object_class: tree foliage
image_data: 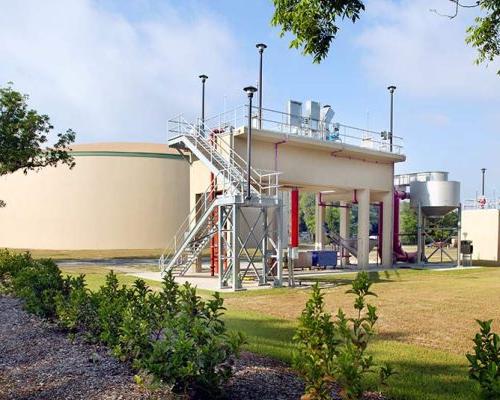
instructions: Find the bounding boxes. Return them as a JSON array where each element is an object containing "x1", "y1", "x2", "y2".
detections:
[
  {"x1": 400, "y1": 202, "x2": 417, "y2": 245},
  {"x1": 271, "y1": 0, "x2": 500, "y2": 75},
  {"x1": 293, "y1": 273, "x2": 395, "y2": 399},
  {"x1": 466, "y1": 0, "x2": 500, "y2": 75},
  {"x1": 271, "y1": 0, "x2": 365, "y2": 63},
  {"x1": 0, "y1": 84, "x2": 75, "y2": 177}
]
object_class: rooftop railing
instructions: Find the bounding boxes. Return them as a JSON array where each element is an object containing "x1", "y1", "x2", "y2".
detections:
[{"x1": 200, "y1": 105, "x2": 404, "y2": 155}]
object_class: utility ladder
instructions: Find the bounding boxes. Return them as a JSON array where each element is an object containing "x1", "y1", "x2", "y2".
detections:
[{"x1": 159, "y1": 117, "x2": 279, "y2": 276}]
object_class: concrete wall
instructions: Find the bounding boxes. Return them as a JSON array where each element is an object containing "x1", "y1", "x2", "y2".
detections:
[
  {"x1": 232, "y1": 129, "x2": 399, "y2": 192},
  {"x1": 462, "y1": 209, "x2": 500, "y2": 262},
  {"x1": 0, "y1": 143, "x2": 190, "y2": 250}
]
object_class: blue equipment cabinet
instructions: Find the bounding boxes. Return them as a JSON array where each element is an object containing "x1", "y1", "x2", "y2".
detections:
[{"x1": 311, "y1": 251, "x2": 337, "y2": 269}]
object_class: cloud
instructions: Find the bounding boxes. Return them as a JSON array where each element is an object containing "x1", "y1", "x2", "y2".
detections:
[
  {"x1": 356, "y1": 0, "x2": 500, "y2": 99},
  {"x1": 0, "y1": 0, "x2": 249, "y2": 142}
]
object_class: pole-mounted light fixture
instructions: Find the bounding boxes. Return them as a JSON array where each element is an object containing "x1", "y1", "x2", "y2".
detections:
[
  {"x1": 256, "y1": 43, "x2": 267, "y2": 130},
  {"x1": 199, "y1": 74, "x2": 208, "y2": 133},
  {"x1": 481, "y1": 168, "x2": 487, "y2": 197},
  {"x1": 387, "y1": 85, "x2": 396, "y2": 152},
  {"x1": 243, "y1": 85, "x2": 258, "y2": 200}
]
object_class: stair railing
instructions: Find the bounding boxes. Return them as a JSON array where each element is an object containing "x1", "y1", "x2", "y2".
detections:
[
  {"x1": 168, "y1": 116, "x2": 280, "y2": 198},
  {"x1": 159, "y1": 171, "x2": 236, "y2": 272}
]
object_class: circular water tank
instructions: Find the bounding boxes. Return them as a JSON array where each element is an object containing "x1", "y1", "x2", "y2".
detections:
[{"x1": 410, "y1": 181, "x2": 460, "y2": 217}]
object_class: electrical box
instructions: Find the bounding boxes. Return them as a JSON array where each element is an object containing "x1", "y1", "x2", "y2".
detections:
[{"x1": 461, "y1": 240, "x2": 473, "y2": 255}]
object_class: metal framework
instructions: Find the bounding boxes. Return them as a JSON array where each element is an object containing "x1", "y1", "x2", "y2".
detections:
[
  {"x1": 159, "y1": 114, "x2": 283, "y2": 290},
  {"x1": 416, "y1": 202, "x2": 462, "y2": 266},
  {"x1": 217, "y1": 201, "x2": 282, "y2": 290}
]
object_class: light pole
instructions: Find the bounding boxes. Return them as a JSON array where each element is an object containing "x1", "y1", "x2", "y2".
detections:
[
  {"x1": 256, "y1": 43, "x2": 267, "y2": 129},
  {"x1": 199, "y1": 74, "x2": 208, "y2": 133},
  {"x1": 387, "y1": 85, "x2": 396, "y2": 152},
  {"x1": 481, "y1": 168, "x2": 486, "y2": 197},
  {"x1": 243, "y1": 86, "x2": 258, "y2": 200}
]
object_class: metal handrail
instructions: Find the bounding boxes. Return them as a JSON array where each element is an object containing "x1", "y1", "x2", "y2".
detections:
[
  {"x1": 200, "y1": 104, "x2": 404, "y2": 155},
  {"x1": 168, "y1": 116, "x2": 281, "y2": 197},
  {"x1": 159, "y1": 170, "x2": 244, "y2": 269}
]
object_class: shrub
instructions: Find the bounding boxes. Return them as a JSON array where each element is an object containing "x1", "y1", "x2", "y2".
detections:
[
  {"x1": 0, "y1": 249, "x2": 33, "y2": 292},
  {"x1": 143, "y1": 280, "x2": 245, "y2": 398},
  {"x1": 466, "y1": 319, "x2": 500, "y2": 399},
  {"x1": 293, "y1": 283, "x2": 339, "y2": 400},
  {"x1": 95, "y1": 270, "x2": 130, "y2": 347},
  {"x1": 1, "y1": 252, "x2": 244, "y2": 397},
  {"x1": 114, "y1": 278, "x2": 160, "y2": 363},
  {"x1": 55, "y1": 274, "x2": 100, "y2": 336},
  {"x1": 12, "y1": 258, "x2": 63, "y2": 318},
  {"x1": 293, "y1": 272, "x2": 394, "y2": 400}
]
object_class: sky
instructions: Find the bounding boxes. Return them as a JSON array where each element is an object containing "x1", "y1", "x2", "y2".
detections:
[{"x1": 0, "y1": 0, "x2": 499, "y2": 200}]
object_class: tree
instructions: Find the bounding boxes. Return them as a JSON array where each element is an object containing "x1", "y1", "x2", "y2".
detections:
[
  {"x1": 466, "y1": 0, "x2": 500, "y2": 75},
  {"x1": 271, "y1": 0, "x2": 500, "y2": 74},
  {"x1": 271, "y1": 0, "x2": 365, "y2": 63},
  {"x1": 400, "y1": 202, "x2": 417, "y2": 245},
  {"x1": 0, "y1": 84, "x2": 75, "y2": 205}
]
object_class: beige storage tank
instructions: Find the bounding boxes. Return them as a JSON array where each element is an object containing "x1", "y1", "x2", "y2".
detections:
[{"x1": 0, "y1": 143, "x2": 189, "y2": 251}]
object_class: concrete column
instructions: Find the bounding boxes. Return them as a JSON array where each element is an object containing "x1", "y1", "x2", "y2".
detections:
[
  {"x1": 382, "y1": 191, "x2": 394, "y2": 268},
  {"x1": 314, "y1": 193, "x2": 326, "y2": 249},
  {"x1": 357, "y1": 189, "x2": 370, "y2": 268},
  {"x1": 339, "y1": 201, "x2": 350, "y2": 239},
  {"x1": 339, "y1": 201, "x2": 351, "y2": 266}
]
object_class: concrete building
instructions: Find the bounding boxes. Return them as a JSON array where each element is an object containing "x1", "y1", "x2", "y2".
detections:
[
  {"x1": 0, "y1": 143, "x2": 189, "y2": 250},
  {"x1": 462, "y1": 209, "x2": 500, "y2": 262},
  {"x1": 168, "y1": 102, "x2": 406, "y2": 289}
]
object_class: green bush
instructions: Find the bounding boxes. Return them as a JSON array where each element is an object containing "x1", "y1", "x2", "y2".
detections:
[
  {"x1": 293, "y1": 272, "x2": 394, "y2": 400},
  {"x1": 142, "y1": 278, "x2": 245, "y2": 398},
  {"x1": 114, "y1": 278, "x2": 161, "y2": 364},
  {"x1": 293, "y1": 283, "x2": 339, "y2": 400},
  {"x1": 12, "y1": 258, "x2": 63, "y2": 318},
  {"x1": 95, "y1": 270, "x2": 130, "y2": 347},
  {"x1": 0, "y1": 249, "x2": 33, "y2": 292},
  {"x1": 466, "y1": 319, "x2": 500, "y2": 399},
  {"x1": 55, "y1": 274, "x2": 100, "y2": 336}
]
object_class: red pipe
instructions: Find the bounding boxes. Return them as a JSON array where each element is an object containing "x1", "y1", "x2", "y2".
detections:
[
  {"x1": 378, "y1": 201, "x2": 383, "y2": 261},
  {"x1": 290, "y1": 188, "x2": 299, "y2": 247},
  {"x1": 393, "y1": 190, "x2": 417, "y2": 263}
]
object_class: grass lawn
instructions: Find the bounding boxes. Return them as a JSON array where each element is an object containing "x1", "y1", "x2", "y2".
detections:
[{"x1": 58, "y1": 265, "x2": 500, "y2": 400}]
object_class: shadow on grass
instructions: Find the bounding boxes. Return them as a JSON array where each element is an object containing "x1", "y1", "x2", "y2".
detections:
[
  {"x1": 298, "y1": 270, "x2": 401, "y2": 288},
  {"x1": 372, "y1": 358, "x2": 479, "y2": 400},
  {"x1": 224, "y1": 312, "x2": 479, "y2": 400}
]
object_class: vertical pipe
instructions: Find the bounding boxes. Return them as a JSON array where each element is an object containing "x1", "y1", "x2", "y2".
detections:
[
  {"x1": 256, "y1": 43, "x2": 267, "y2": 130},
  {"x1": 481, "y1": 168, "x2": 486, "y2": 196},
  {"x1": 246, "y1": 95, "x2": 253, "y2": 199},
  {"x1": 387, "y1": 86, "x2": 396, "y2": 152},
  {"x1": 457, "y1": 203, "x2": 462, "y2": 267},
  {"x1": 378, "y1": 201, "x2": 383, "y2": 260},
  {"x1": 417, "y1": 202, "x2": 423, "y2": 265},
  {"x1": 261, "y1": 207, "x2": 268, "y2": 285},
  {"x1": 290, "y1": 188, "x2": 299, "y2": 248},
  {"x1": 218, "y1": 205, "x2": 224, "y2": 289},
  {"x1": 199, "y1": 75, "x2": 208, "y2": 133}
]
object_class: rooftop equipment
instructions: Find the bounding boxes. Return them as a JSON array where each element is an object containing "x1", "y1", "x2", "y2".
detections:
[
  {"x1": 287, "y1": 100, "x2": 302, "y2": 130},
  {"x1": 320, "y1": 105, "x2": 334, "y2": 126},
  {"x1": 305, "y1": 100, "x2": 321, "y2": 131}
]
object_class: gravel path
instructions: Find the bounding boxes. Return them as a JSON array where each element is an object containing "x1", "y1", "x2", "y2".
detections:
[{"x1": 0, "y1": 296, "x2": 385, "y2": 400}]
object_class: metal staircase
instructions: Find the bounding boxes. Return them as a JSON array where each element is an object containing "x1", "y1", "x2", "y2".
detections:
[{"x1": 159, "y1": 117, "x2": 280, "y2": 277}]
